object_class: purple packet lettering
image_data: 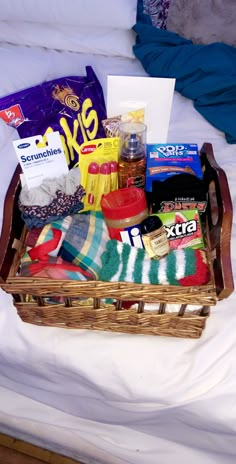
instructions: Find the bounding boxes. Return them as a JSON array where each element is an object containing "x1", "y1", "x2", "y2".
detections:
[{"x1": 0, "y1": 66, "x2": 107, "y2": 169}]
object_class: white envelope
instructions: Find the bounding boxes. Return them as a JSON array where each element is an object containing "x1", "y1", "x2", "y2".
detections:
[{"x1": 107, "y1": 75, "x2": 175, "y2": 144}]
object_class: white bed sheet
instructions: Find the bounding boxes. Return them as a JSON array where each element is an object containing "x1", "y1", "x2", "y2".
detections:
[{"x1": 0, "y1": 43, "x2": 236, "y2": 464}]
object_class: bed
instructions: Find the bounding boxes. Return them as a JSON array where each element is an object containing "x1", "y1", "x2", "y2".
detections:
[{"x1": 0, "y1": 1, "x2": 236, "y2": 463}]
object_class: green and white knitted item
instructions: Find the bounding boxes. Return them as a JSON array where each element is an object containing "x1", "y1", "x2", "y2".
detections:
[{"x1": 99, "y1": 240, "x2": 209, "y2": 287}]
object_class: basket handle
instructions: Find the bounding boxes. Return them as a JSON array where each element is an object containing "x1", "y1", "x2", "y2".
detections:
[
  {"x1": 0, "y1": 164, "x2": 23, "y2": 282},
  {"x1": 200, "y1": 143, "x2": 234, "y2": 300}
]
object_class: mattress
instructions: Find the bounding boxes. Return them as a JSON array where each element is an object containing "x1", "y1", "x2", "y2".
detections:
[{"x1": 0, "y1": 25, "x2": 236, "y2": 464}]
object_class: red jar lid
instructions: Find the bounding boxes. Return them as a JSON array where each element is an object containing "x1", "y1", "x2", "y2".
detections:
[{"x1": 101, "y1": 188, "x2": 147, "y2": 220}]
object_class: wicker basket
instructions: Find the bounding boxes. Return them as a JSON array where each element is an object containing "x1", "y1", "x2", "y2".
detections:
[{"x1": 0, "y1": 143, "x2": 234, "y2": 338}]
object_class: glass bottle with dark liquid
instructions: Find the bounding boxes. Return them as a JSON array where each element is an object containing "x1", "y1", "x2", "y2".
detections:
[
  {"x1": 140, "y1": 215, "x2": 170, "y2": 260},
  {"x1": 118, "y1": 122, "x2": 147, "y2": 190}
]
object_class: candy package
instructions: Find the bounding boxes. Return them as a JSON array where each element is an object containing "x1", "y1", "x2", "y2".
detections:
[
  {"x1": 102, "y1": 108, "x2": 144, "y2": 138},
  {"x1": 0, "y1": 66, "x2": 107, "y2": 169}
]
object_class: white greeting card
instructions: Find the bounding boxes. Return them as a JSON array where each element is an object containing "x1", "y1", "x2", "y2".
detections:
[
  {"x1": 12, "y1": 131, "x2": 68, "y2": 189},
  {"x1": 107, "y1": 75, "x2": 175, "y2": 144}
]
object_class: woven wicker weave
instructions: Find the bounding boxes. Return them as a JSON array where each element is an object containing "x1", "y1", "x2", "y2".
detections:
[{"x1": 0, "y1": 143, "x2": 234, "y2": 338}]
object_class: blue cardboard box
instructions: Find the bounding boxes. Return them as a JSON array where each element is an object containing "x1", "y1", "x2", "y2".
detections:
[{"x1": 145, "y1": 143, "x2": 203, "y2": 192}]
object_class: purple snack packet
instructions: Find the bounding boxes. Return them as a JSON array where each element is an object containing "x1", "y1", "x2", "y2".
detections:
[{"x1": 0, "y1": 66, "x2": 107, "y2": 169}]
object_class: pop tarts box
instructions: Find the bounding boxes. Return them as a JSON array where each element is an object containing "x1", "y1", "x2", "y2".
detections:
[{"x1": 145, "y1": 143, "x2": 203, "y2": 192}]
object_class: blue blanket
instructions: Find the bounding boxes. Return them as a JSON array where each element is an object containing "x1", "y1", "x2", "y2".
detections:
[{"x1": 133, "y1": 23, "x2": 236, "y2": 144}]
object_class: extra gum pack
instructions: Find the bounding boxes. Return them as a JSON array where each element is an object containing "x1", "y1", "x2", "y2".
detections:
[
  {"x1": 152, "y1": 210, "x2": 205, "y2": 250},
  {"x1": 145, "y1": 143, "x2": 203, "y2": 192}
]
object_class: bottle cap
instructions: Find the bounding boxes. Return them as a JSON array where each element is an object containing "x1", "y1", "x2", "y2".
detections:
[
  {"x1": 140, "y1": 215, "x2": 163, "y2": 234},
  {"x1": 110, "y1": 161, "x2": 118, "y2": 173},
  {"x1": 119, "y1": 121, "x2": 147, "y2": 161},
  {"x1": 126, "y1": 133, "x2": 139, "y2": 154},
  {"x1": 101, "y1": 187, "x2": 147, "y2": 220},
  {"x1": 88, "y1": 162, "x2": 99, "y2": 174},
  {"x1": 100, "y1": 162, "x2": 111, "y2": 175}
]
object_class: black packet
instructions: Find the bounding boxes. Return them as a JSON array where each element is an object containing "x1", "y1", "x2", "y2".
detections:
[{"x1": 148, "y1": 173, "x2": 208, "y2": 216}]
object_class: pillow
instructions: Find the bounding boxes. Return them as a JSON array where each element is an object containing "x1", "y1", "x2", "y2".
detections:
[
  {"x1": 0, "y1": 0, "x2": 138, "y2": 30},
  {"x1": 166, "y1": 0, "x2": 236, "y2": 47},
  {"x1": 0, "y1": 21, "x2": 136, "y2": 59}
]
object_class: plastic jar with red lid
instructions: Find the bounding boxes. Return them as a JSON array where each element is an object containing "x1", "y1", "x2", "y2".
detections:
[{"x1": 101, "y1": 187, "x2": 148, "y2": 245}]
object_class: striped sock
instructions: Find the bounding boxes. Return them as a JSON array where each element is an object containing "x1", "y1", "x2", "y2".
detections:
[{"x1": 99, "y1": 240, "x2": 209, "y2": 286}]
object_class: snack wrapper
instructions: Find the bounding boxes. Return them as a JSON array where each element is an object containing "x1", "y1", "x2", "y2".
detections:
[
  {"x1": 0, "y1": 66, "x2": 107, "y2": 169},
  {"x1": 102, "y1": 108, "x2": 144, "y2": 138}
]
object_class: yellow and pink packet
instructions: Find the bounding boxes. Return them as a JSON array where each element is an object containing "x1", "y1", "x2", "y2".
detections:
[{"x1": 77, "y1": 137, "x2": 120, "y2": 211}]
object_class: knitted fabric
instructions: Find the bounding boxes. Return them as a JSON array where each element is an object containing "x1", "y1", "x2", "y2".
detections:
[{"x1": 99, "y1": 240, "x2": 209, "y2": 286}]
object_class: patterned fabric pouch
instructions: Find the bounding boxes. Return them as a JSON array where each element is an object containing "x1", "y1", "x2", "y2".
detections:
[
  {"x1": 59, "y1": 211, "x2": 110, "y2": 280},
  {"x1": 20, "y1": 216, "x2": 94, "y2": 280}
]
